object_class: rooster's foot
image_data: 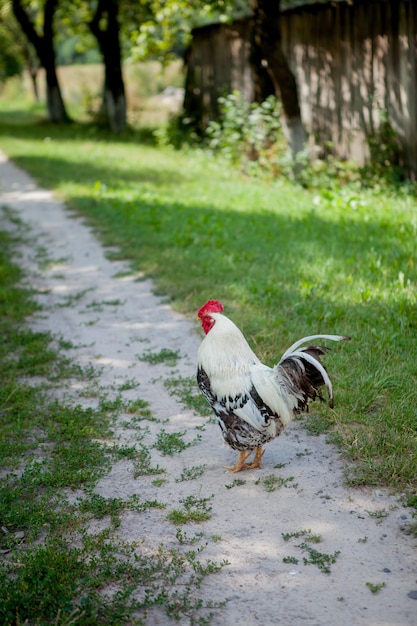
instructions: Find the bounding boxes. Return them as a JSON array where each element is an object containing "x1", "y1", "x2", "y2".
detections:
[
  {"x1": 224, "y1": 448, "x2": 264, "y2": 473},
  {"x1": 244, "y1": 446, "x2": 264, "y2": 470},
  {"x1": 224, "y1": 450, "x2": 251, "y2": 473}
]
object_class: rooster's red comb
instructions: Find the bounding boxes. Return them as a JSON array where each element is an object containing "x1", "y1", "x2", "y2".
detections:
[{"x1": 197, "y1": 300, "x2": 224, "y2": 318}]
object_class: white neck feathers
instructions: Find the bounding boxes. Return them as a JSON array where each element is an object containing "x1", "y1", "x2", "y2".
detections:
[{"x1": 197, "y1": 313, "x2": 259, "y2": 377}]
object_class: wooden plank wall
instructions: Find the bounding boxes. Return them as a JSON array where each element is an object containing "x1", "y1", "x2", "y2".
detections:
[
  {"x1": 184, "y1": 20, "x2": 254, "y2": 131},
  {"x1": 281, "y1": 0, "x2": 417, "y2": 177},
  {"x1": 186, "y1": 0, "x2": 417, "y2": 178}
]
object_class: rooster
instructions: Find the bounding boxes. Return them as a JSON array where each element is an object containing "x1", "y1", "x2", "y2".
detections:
[{"x1": 196, "y1": 299, "x2": 349, "y2": 472}]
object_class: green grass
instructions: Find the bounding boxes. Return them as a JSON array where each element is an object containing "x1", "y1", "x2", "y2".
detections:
[
  {"x1": 154, "y1": 428, "x2": 200, "y2": 455},
  {"x1": 131, "y1": 443, "x2": 166, "y2": 477},
  {"x1": 167, "y1": 495, "x2": 214, "y2": 525},
  {"x1": 0, "y1": 105, "x2": 416, "y2": 506},
  {"x1": 164, "y1": 375, "x2": 213, "y2": 416},
  {"x1": 176, "y1": 465, "x2": 207, "y2": 482},
  {"x1": 139, "y1": 347, "x2": 181, "y2": 366},
  {"x1": 0, "y1": 223, "x2": 227, "y2": 625}
]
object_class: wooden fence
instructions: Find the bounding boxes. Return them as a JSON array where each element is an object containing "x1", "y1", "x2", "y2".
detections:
[
  {"x1": 184, "y1": 19, "x2": 255, "y2": 131},
  {"x1": 185, "y1": 0, "x2": 417, "y2": 178}
]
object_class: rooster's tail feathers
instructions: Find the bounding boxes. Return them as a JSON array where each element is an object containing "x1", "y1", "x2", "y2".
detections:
[
  {"x1": 283, "y1": 348, "x2": 334, "y2": 407},
  {"x1": 280, "y1": 334, "x2": 350, "y2": 361},
  {"x1": 277, "y1": 335, "x2": 350, "y2": 410}
]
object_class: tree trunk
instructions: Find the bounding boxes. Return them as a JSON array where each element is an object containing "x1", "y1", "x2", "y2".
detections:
[
  {"x1": 12, "y1": 0, "x2": 70, "y2": 123},
  {"x1": 251, "y1": 0, "x2": 306, "y2": 157},
  {"x1": 29, "y1": 66, "x2": 40, "y2": 103},
  {"x1": 89, "y1": 0, "x2": 127, "y2": 133},
  {"x1": 249, "y1": 30, "x2": 275, "y2": 104}
]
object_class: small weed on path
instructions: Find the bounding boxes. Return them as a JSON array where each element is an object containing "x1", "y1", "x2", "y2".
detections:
[
  {"x1": 139, "y1": 347, "x2": 181, "y2": 366},
  {"x1": 132, "y1": 443, "x2": 166, "y2": 477},
  {"x1": 256, "y1": 474, "x2": 298, "y2": 492},
  {"x1": 155, "y1": 427, "x2": 202, "y2": 455},
  {"x1": 281, "y1": 529, "x2": 340, "y2": 575},
  {"x1": 155, "y1": 428, "x2": 199, "y2": 455},
  {"x1": 225, "y1": 478, "x2": 246, "y2": 490},
  {"x1": 366, "y1": 581, "x2": 386, "y2": 594},
  {"x1": 165, "y1": 375, "x2": 213, "y2": 416},
  {"x1": 176, "y1": 465, "x2": 206, "y2": 482},
  {"x1": 167, "y1": 495, "x2": 214, "y2": 525},
  {"x1": 300, "y1": 543, "x2": 341, "y2": 575}
]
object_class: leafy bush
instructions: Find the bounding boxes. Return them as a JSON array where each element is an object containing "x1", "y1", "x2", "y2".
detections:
[
  {"x1": 0, "y1": 30, "x2": 24, "y2": 82},
  {"x1": 361, "y1": 109, "x2": 404, "y2": 187},
  {"x1": 204, "y1": 92, "x2": 413, "y2": 193},
  {"x1": 294, "y1": 151, "x2": 362, "y2": 191},
  {"x1": 206, "y1": 91, "x2": 289, "y2": 176}
]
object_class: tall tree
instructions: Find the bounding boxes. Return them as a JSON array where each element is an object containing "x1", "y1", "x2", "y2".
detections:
[
  {"x1": 11, "y1": 0, "x2": 70, "y2": 122},
  {"x1": 89, "y1": 0, "x2": 126, "y2": 133},
  {"x1": 251, "y1": 0, "x2": 305, "y2": 156}
]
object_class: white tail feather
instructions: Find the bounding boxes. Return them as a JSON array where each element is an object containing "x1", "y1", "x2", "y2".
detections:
[
  {"x1": 285, "y1": 349, "x2": 334, "y2": 404},
  {"x1": 279, "y1": 334, "x2": 349, "y2": 362}
]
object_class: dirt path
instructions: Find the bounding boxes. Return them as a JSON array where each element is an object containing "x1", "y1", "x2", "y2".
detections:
[{"x1": 1, "y1": 151, "x2": 416, "y2": 625}]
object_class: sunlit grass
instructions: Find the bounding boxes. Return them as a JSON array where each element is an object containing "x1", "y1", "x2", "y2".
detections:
[{"x1": 0, "y1": 110, "x2": 416, "y2": 502}]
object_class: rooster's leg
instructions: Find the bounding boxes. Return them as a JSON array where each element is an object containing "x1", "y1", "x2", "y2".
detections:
[
  {"x1": 244, "y1": 446, "x2": 264, "y2": 470},
  {"x1": 224, "y1": 450, "x2": 251, "y2": 473}
]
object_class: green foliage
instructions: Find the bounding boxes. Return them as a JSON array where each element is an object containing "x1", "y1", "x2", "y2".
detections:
[
  {"x1": 366, "y1": 581, "x2": 386, "y2": 594},
  {"x1": 132, "y1": 443, "x2": 166, "y2": 477},
  {"x1": 293, "y1": 150, "x2": 363, "y2": 190},
  {"x1": 176, "y1": 465, "x2": 207, "y2": 482},
  {"x1": 165, "y1": 375, "x2": 213, "y2": 416},
  {"x1": 0, "y1": 29, "x2": 24, "y2": 80},
  {"x1": 56, "y1": 34, "x2": 101, "y2": 66},
  {"x1": 282, "y1": 555, "x2": 298, "y2": 564},
  {"x1": 362, "y1": 109, "x2": 404, "y2": 186},
  {"x1": 0, "y1": 533, "x2": 226, "y2": 624},
  {"x1": 0, "y1": 539, "x2": 87, "y2": 624},
  {"x1": 225, "y1": 478, "x2": 246, "y2": 489},
  {"x1": 155, "y1": 429, "x2": 189, "y2": 455},
  {"x1": 300, "y1": 543, "x2": 340, "y2": 574},
  {"x1": 205, "y1": 92, "x2": 411, "y2": 194},
  {"x1": 282, "y1": 529, "x2": 319, "y2": 543},
  {"x1": 281, "y1": 529, "x2": 338, "y2": 574},
  {"x1": 139, "y1": 347, "x2": 181, "y2": 366},
  {"x1": 167, "y1": 495, "x2": 213, "y2": 524},
  {"x1": 131, "y1": 0, "x2": 240, "y2": 63},
  {"x1": 255, "y1": 474, "x2": 297, "y2": 492},
  {"x1": 0, "y1": 6, "x2": 27, "y2": 82},
  {"x1": 207, "y1": 92, "x2": 288, "y2": 176},
  {"x1": 155, "y1": 428, "x2": 201, "y2": 455},
  {"x1": 366, "y1": 508, "x2": 389, "y2": 520}
]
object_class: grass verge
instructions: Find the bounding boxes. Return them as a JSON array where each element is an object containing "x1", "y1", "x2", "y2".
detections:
[{"x1": 0, "y1": 219, "x2": 226, "y2": 625}]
